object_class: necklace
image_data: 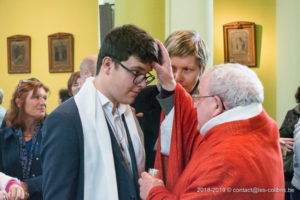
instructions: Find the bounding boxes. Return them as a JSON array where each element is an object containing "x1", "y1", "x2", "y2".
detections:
[{"x1": 24, "y1": 134, "x2": 34, "y2": 138}]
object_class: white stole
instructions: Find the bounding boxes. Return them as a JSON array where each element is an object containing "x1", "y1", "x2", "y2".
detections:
[{"x1": 74, "y1": 77, "x2": 145, "y2": 200}]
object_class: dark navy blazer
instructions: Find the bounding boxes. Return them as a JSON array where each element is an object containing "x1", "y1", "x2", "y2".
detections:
[
  {"x1": 41, "y1": 97, "x2": 140, "y2": 200},
  {"x1": 0, "y1": 127, "x2": 43, "y2": 200},
  {"x1": 41, "y1": 98, "x2": 84, "y2": 200}
]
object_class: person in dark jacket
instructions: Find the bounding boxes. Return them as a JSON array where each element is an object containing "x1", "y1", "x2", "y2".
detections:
[
  {"x1": 0, "y1": 79, "x2": 49, "y2": 200},
  {"x1": 41, "y1": 24, "x2": 161, "y2": 200},
  {"x1": 57, "y1": 88, "x2": 71, "y2": 105},
  {"x1": 280, "y1": 86, "x2": 300, "y2": 200},
  {"x1": 132, "y1": 30, "x2": 209, "y2": 170},
  {"x1": 67, "y1": 71, "x2": 81, "y2": 96}
]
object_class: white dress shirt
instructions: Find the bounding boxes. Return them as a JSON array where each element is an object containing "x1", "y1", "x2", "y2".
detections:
[{"x1": 96, "y1": 90, "x2": 132, "y2": 171}]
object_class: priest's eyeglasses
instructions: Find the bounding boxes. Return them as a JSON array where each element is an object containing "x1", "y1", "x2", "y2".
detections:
[
  {"x1": 115, "y1": 60, "x2": 155, "y2": 85},
  {"x1": 192, "y1": 95, "x2": 214, "y2": 103},
  {"x1": 192, "y1": 94, "x2": 226, "y2": 110}
]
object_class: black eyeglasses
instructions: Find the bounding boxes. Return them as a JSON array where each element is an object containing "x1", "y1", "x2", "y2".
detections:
[{"x1": 115, "y1": 60, "x2": 155, "y2": 85}]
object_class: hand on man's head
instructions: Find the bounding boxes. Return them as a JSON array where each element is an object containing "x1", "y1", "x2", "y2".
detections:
[{"x1": 152, "y1": 39, "x2": 176, "y2": 91}]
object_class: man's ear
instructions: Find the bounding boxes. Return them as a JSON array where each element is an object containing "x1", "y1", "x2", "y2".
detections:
[
  {"x1": 212, "y1": 95, "x2": 224, "y2": 117},
  {"x1": 101, "y1": 56, "x2": 113, "y2": 75},
  {"x1": 83, "y1": 69, "x2": 91, "y2": 78}
]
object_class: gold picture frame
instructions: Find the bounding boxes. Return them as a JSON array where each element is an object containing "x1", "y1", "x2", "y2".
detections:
[
  {"x1": 223, "y1": 21, "x2": 256, "y2": 67},
  {"x1": 7, "y1": 35, "x2": 31, "y2": 73},
  {"x1": 48, "y1": 32, "x2": 74, "y2": 73}
]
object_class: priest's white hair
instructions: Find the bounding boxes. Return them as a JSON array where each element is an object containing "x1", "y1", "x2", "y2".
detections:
[{"x1": 208, "y1": 63, "x2": 264, "y2": 109}]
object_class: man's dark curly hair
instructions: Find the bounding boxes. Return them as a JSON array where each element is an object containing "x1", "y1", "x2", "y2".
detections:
[{"x1": 96, "y1": 24, "x2": 160, "y2": 74}]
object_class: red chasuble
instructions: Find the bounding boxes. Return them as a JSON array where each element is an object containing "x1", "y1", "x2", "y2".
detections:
[
  {"x1": 149, "y1": 92, "x2": 285, "y2": 200},
  {"x1": 154, "y1": 83, "x2": 202, "y2": 192}
]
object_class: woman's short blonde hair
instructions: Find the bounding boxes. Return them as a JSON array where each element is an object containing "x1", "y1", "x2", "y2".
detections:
[{"x1": 164, "y1": 30, "x2": 209, "y2": 70}]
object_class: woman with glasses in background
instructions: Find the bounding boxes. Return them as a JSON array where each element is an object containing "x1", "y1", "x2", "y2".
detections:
[
  {"x1": 0, "y1": 79, "x2": 49, "y2": 200},
  {"x1": 67, "y1": 71, "x2": 81, "y2": 96}
]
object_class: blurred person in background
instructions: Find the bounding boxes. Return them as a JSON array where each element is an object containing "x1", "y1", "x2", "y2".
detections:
[
  {"x1": 280, "y1": 86, "x2": 300, "y2": 200},
  {"x1": 79, "y1": 54, "x2": 98, "y2": 86},
  {"x1": 0, "y1": 79, "x2": 49, "y2": 200},
  {"x1": 57, "y1": 88, "x2": 71, "y2": 105},
  {"x1": 67, "y1": 71, "x2": 81, "y2": 96},
  {"x1": 291, "y1": 118, "x2": 300, "y2": 200},
  {"x1": 0, "y1": 89, "x2": 6, "y2": 126}
]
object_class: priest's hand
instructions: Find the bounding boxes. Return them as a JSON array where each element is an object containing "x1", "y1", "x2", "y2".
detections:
[
  {"x1": 138, "y1": 172, "x2": 165, "y2": 200},
  {"x1": 152, "y1": 39, "x2": 176, "y2": 92}
]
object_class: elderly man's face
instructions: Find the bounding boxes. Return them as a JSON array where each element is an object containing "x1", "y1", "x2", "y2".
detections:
[{"x1": 194, "y1": 72, "x2": 217, "y2": 131}]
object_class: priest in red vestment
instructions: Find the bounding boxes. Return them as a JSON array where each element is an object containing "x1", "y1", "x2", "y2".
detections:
[
  {"x1": 140, "y1": 62, "x2": 285, "y2": 200},
  {"x1": 154, "y1": 82, "x2": 202, "y2": 192}
]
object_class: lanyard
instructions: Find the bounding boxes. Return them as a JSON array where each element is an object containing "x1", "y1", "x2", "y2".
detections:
[{"x1": 103, "y1": 111, "x2": 131, "y2": 170}]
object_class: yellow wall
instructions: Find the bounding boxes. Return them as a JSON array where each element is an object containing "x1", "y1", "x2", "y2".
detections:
[
  {"x1": 276, "y1": 0, "x2": 300, "y2": 125},
  {"x1": 0, "y1": 0, "x2": 99, "y2": 113},
  {"x1": 114, "y1": 0, "x2": 165, "y2": 82},
  {"x1": 0, "y1": 0, "x2": 278, "y2": 119},
  {"x1": 214, "y1": 0, "x2": 277, "y2": 119},
  {"x1": 114, "y1": 0, "x2": 165, "y2": 41}
]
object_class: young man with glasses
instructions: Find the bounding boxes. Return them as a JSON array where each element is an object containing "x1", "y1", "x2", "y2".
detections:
[{"x1": 42, "y1": 24, "x2": 160, "y2": 200}]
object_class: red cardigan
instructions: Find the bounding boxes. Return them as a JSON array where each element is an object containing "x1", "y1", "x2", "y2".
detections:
[{"x1": 150, "y1": 88, "x2": 284, "y2": 200}]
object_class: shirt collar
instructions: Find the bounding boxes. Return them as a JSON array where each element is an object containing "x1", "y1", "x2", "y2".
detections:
[
  {"x1": 3, "y1": 127, "x2": 14, "y2": 140},
  {"x1": 200, "y1": 103, "x2": 262, "y2": 136},
  {"x1": 96, "y1": 90, "x2": 126, "y2": 116}
]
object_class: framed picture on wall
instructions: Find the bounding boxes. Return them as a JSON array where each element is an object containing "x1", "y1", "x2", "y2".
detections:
[
  {"x1": 7, "y1": 35, "x2": 31, "y2": 73},
  {"x1": 223, "y1": 21, "x2": 256, "y2": 67},
  {"x1": 48, "y1": 32, "x2": 73, "y2": 73}
]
